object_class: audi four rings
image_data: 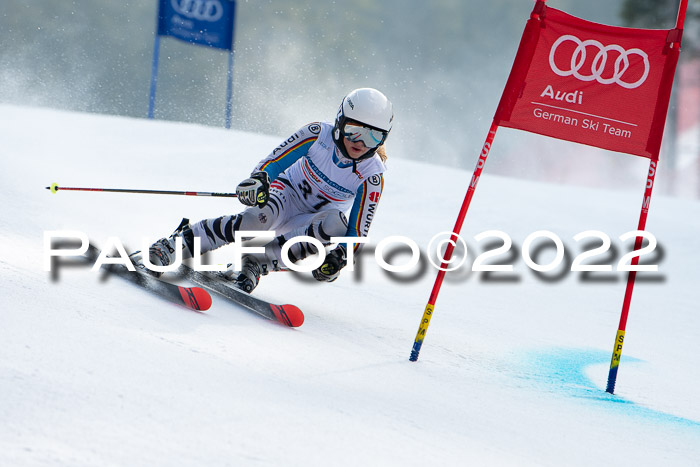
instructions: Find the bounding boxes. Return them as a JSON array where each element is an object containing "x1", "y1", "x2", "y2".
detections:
[
  {"x1": 549, "y1": 34, "x2": 651, "y2": 89},
  {"x1": 170, "y1": 0, "x2": 224, "y2": 22}
]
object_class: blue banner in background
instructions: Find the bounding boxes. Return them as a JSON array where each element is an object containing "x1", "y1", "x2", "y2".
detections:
[{"x1": 157, "y1": 0, "x2": 235, "y2": 51}]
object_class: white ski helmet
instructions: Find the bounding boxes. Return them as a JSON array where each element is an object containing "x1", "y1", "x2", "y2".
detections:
[{"x1": 333, "y1": 88, "x2": 393, "y2": 162}]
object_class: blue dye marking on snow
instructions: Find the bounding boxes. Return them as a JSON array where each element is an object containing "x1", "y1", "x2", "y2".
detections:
[{"x1": 517, "y1": 348, "x2": 700, "y2": 430}]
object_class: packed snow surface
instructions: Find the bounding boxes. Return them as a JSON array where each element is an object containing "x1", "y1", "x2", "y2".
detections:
[{"x1": 1, "y1": 105, "x2": 698, "y2": 466}]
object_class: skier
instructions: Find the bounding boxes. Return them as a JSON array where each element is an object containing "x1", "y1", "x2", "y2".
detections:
[{"x1": 148, "y1": 88, "x2": 394, "y2": 292}]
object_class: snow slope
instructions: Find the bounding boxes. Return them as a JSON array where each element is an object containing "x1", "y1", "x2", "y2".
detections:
[{"x1": 1, "y1": 104, "x2": 699, "y2": 466}]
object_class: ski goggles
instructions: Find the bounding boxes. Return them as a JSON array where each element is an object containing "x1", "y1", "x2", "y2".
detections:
[{"x1": 342, "y1": 122, "x2": 387, "y2": 149}]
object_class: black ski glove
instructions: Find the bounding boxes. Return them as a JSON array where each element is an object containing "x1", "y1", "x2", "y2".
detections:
[
  {"x1": 236, "y1": 171, "x2": 270, "y2": 207},
  {"x1": 312, "y1": 244, "x2": 347, "y2": 283}
]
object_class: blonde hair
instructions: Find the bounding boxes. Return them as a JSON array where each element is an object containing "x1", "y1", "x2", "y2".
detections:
[{"x1": 377, "y1": 145, "x2": 387, "y2": 163}]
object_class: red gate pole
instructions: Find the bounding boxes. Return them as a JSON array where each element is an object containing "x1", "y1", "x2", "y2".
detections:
[
  {"x1": 606, "y1": 0, "x2": 687, "y2": 393},
  {"x1": 408, "y1": 0, "x2": 548, "y2": 362},
  {"x1": 605, "y1": 160, "x2": 658, "y2": 393},
  {"x1": 409, "y1": 122, "x2": 499, "y2": 361}
]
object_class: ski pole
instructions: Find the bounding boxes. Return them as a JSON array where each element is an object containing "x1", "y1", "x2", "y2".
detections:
[{"x1": 46, "y1": 183, "x2": 237, "y2": 198}]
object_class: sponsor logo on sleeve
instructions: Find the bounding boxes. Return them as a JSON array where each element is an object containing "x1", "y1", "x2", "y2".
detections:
[{"x1": 272, "y1": 133, "x2": 300, "y2": 155}]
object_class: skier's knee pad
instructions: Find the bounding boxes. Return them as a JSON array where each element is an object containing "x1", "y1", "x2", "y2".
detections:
[{"x1": 238, "y1": 204, "x2": 279, "y2": 231}]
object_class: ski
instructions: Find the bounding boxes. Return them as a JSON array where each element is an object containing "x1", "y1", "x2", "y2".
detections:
[
  {"x1": 84, "y1": 245, "x2": 212, "y2": 312},
  {"x1": 177, "y1": 264, "x2": 304, "y2": 327}
]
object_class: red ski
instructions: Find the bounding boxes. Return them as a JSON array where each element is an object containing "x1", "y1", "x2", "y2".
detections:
[
  {"x1": 178, "y1": 264, "x2": 304, "y2": 327},
  {"x1": 85, "y1": 245, "x2": 212, "y2": 312}
]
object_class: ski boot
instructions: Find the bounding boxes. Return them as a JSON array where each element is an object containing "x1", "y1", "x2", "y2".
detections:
[
  {"x1": 223, "y1": 255, "x2": 269, "y2": 293},
  {"x1": 147, "y1": 218, "x2": 195, "y2": 277}
]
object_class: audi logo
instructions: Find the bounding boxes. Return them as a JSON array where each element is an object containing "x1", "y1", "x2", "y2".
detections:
[
  {"x1": 171, "y1": 0, "x2": 224, "y2": 22},
  {"x1": 549, "y1": 34, "x2": 650, "y2": 89}
]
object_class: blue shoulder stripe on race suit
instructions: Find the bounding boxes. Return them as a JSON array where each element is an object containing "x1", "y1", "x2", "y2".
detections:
[
  {"x1": 260, "y1": 136, "x2": 317, "y2": 181},
  {"x1": 347, "y1": 182, "x2": 366, "y2": 238},
  {"x1": 345, "y1": 173, "x2": 383, "y2": 249}
]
